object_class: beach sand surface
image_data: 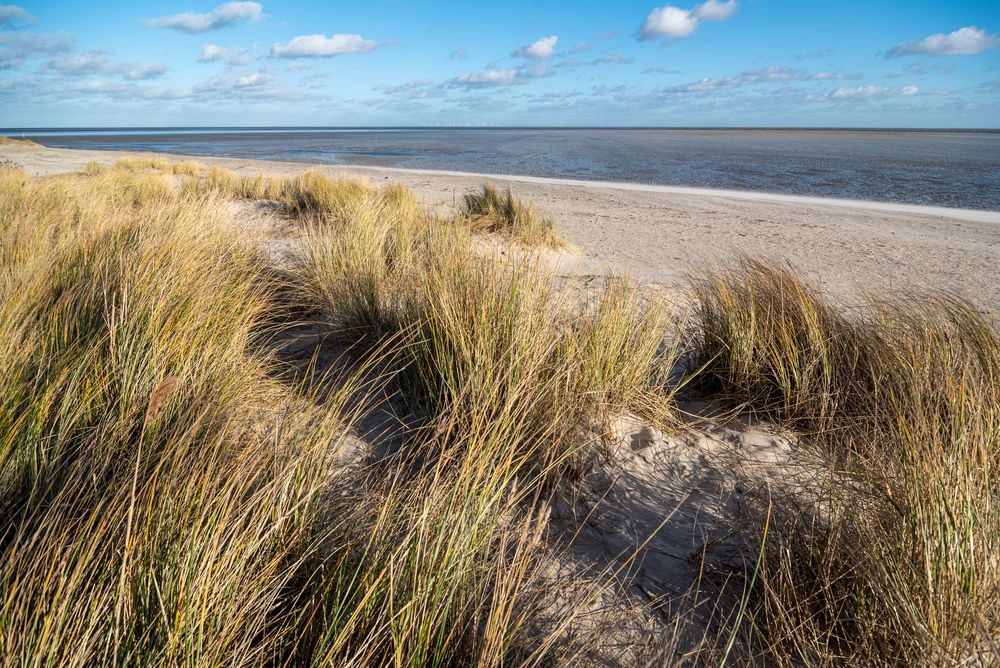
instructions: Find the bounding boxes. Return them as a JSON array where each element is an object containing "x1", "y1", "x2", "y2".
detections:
[{"x1": 4, "y1": 142, "x2": 998, "y2": 312}]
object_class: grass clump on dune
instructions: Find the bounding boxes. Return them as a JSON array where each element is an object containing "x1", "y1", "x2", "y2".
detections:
[
  {"x1": 463, "y1": 183, "x2": 566, "y2": 248},
  {"x1": 296, "y1": 197, "x2": 678, "y2": 478},
  {"x1": 0, "y1": 167, "x2": 367, "y2": 664},
  {"x1": 191, "y1": 166, "x2": 422, "y2": 225},
  {"x1": 114, "y1": 156, "x2": 203, "y2": 176},
  {"x1": 692, "y1": 257, "x2": 1000, "y2": 665},
  {"x1": 0, "y1": 136, "x2": 38, "y2": 147},
  {"x1": 0, "y1": 163, "x2": 683, "y2": 665}
]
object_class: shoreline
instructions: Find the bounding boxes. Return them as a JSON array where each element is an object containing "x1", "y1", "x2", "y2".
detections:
[
  {"x1": 11, "y1": 143, "x2": 1000, "y2": 223},
  {"x1": 321, "y1": 162, "x2": 1000, "y2": 224},
  {"x1": 4, "y1": 142, "x2": 1000, "y2": 311}
]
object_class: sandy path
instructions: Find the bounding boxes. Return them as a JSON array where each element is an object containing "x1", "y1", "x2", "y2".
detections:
[{"x1": 4, "y1": 142, "x2": 999, "y2": 312}]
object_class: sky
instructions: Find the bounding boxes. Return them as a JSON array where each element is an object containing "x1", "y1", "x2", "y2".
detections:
[{"x1": 1, "y1": 1, "x2": 999, "y2": 127}]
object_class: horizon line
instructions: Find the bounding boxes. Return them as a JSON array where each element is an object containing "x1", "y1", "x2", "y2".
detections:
[{"x1": 3, "y1": 126, "x2": 1000, "y2": 133}]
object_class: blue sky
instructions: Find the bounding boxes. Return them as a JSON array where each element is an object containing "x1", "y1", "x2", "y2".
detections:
[{"x1": 1, "y1": 1, "x2": 998, "y2": 127}]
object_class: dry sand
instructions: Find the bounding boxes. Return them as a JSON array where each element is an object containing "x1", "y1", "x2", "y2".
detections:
[{"x1": 4, "y1": 141, "x2": 999, "y2": 312}]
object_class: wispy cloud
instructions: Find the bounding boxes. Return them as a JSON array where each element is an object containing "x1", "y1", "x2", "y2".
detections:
[
  {"x1": 449, "y1": 68, "x2": 518, "y2": 88},
  {"x1": 0, "y1": 31, "x2": 74, "y2": 69},
  {"x1": 886, "y1": 26, "x2": 999, "y2": 58},
  {"x1": 643, "y1": 66, "x2": 682, "y2": 74},
  {"x1": 447, "y1": 63, "x2": 550, "y2": 89},
  {"x1": 660, "y1": 66, "x2": 861, "y2": 93},
  {"x1": 570, "y1": 31, "x2": 619, "y2": 55},
  {"x1": 828, "y1": 84, "x2": 920, "y2": 100},
  {"x1": 512, "y1": 35, "x2": 558, "y2": 59},
  {"x1": 906, "y1": 63, "x2": 953, "y2": 75},
  {"x1": 690, "y1": 0, "x2": 738, "y2": 21},
  {"x1": 197, "y1": 43, "x2": 251, "y2": 65},
  {"x1": 557, "y1": 54, "x2": 635, "y2": 69},
  {"x1": 594, "y1": 54, "x2": 634, "y2": 65},
  {"x1": 449, "y1": 47, "x2": 468, "y2": 60},
  {"x1": 144, "y1": 2, "x2": 262, "y2": 34},
  {"x1": 44, "y1": 50, "x2": 169, "y2": 80},
  {"x1": 795, "y1": 49, "x2": 834, "y2": 61},
  {"x1": 975, "y1": 81, "x2": 1000, "y2": 94},
  {"x1": 271, "y1": 33, "x2": 382, "y2": 58},
  {"x1": 639, "y1": 0, "x2": 737, "y2": 41},
  {"x1": 193, "y1": 69, "x2": 277, "y2": 97},
  {"x1": 42, "y1": 50, "x2": 109, "y2": 75},
  {"x1": 375, "y1": 79, "x2": 443, "y2": 99},
  {"x1": 0, "y1": 4, "x2": 37, "y2": 29},
  {"x1": 451, "y1": 94, "x2": 514, "y2": 112},
  {"x1": 118, "y1": 61, "x2": 169, "y2": 80}
]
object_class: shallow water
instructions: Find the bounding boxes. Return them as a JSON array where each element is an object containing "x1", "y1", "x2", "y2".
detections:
[{"x1": 7, "y1": 127, "x2": 1000, "y2": 210}]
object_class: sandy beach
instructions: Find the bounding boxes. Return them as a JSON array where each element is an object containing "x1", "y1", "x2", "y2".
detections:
[{"x1": 5, "y1": 141, "x2": 998, "y2": 313}]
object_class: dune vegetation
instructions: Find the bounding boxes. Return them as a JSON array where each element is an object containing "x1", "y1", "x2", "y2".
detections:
[
  {"x1": 0, "y1": 159, "x2": 996, "y2": 666},
  {"x1": 0, "y1": 136, "x2": 37, "y2": 147}
]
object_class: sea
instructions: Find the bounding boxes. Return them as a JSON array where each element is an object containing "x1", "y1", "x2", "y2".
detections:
[{"x1": 5, "y1": 127, "x2": 1000, "y2": 211}]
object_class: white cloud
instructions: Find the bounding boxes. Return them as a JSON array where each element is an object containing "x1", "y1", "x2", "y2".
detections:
[
  {"x1": 43, "y1": 50, "x2": 168, "y2": 80},
  {"x1": 639, "y1": 1, "x2": 737, "y2": 41},
  {"x1": 42, "y1": 50, "x2": 109, "y2": 75},
  {"x1": 0, "y1": 4, "x2": 36, "y2": 29},
  {"x1": 691, "y1": 0, "x2": 737, "y2": 21},
  {"x1": 271, "y1": 33, "x2": 380, "y2": 58},
  {"x1": 449, "y1": 47, "x2": 468, "y2": 59},
  {"x1": 0, "y1": 31, "x2": 75, "y2": 69},
  {"x1": 198, "y1": 44, "x2": 232, "y2": 62},
  {"x1": 193, "y1": 69, "x2": 282, "y2": 98},
  {"x1": 143, "y1": 2, "x2": 262, "y2": 33},
  {"x1": 452, "y1": 68, "x2": 519, "y2": 87},
  {"x1": 513, "y1": 35, "x2": 558, "y2": 59},
  {"x1": 447, "y1": 63, "x2": 551, "y2": 89},
  {"x1": 121, "y1": 61, "x2": 169, "y2": 80},
  {"x1": 830, "y1": 85, "x2": 919, "y2": 99},
  {"x1": 197, "y1": 43, "x2": 251, "y2": 64},
  {"x1": 640, "y1": 7, "x2": 698, "y2": 38},
  {"x1": 887, "y1": 26, "x2": 999, "y2": 58}
]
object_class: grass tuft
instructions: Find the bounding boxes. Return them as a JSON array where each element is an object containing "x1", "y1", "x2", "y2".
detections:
[
  {"x1": 691, "y1": 257, "x2": 1000, "y2": 664},
  {"x1": 115, "y1": 156, "x2": 203, "y2": 176},
  {"x1": 0, "y1": 136, "x2": 38, "y2": 147},
  {"x1": 463, "y1": 183, "x2": 566, "y2": 248}
]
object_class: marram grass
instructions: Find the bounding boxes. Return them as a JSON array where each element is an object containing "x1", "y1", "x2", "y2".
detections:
[
  {"x1": 692, "y1": 257, "x2": 1000, "y2": 665},
  {"x1": 0, "y1": 161, "x2": 996, "y2": 666},
  {"x1": 0, "y1": 165, "x2": 682, "y2": 666},
  {"x1": 462, "y1": 182, "x2": 567, "y2": 248}
]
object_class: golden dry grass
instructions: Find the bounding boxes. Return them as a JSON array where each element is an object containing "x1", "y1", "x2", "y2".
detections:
[
  {"x1": 462, "y1": 183, "x2": 567, "y2": 248},
  {"x1": 0, "y1": 136, "x2": 38, "y2": 147},
  {"x1": 692, "y1": 257, "x2": 1000, "y2": 665},
  {"x1": 114, "y1": 156, "x2": 203, "y2": 175},
  {"x1": 1, "y1": 163, "x2": 995, "y2": 666},
  {"x1": 0, "y1": 165, "x2": 683, "y2": 666}
]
